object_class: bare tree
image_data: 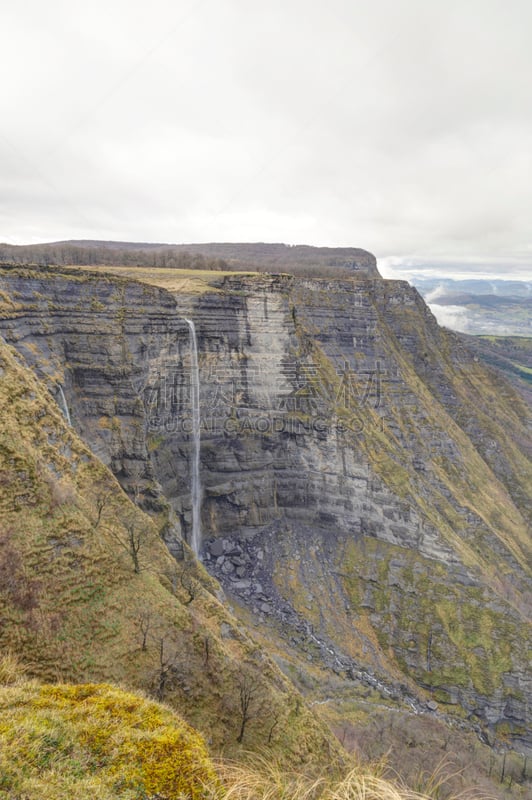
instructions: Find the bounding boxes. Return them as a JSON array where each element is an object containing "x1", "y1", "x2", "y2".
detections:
[
  {"x1": 93, "y1": 486, "x2": 113, "y2": 529},
  {"x1": 156, "y1": 635, "x2": 173, "y2": 701},
  {"x1": 136, "y1": 608, "x2": 152, "y2": 651},
  {"x1": 267, "y1": 710, "x2": 281, "y2": 744},
  {"x1": 235, "y1": 670, "x2": 266, "y2": 744},
  {"x1": 104, "y1": 513, "x2": 149, "y2": 574},
  {"x1": 501, "y1": 751, "x2": 507, "y2": 784},
  {"x1": 152, "y1": 634, "x2": 192, "y2": 701},
  {"x1": 125, "y1": 518, "x2": 143, "y2": 574}
]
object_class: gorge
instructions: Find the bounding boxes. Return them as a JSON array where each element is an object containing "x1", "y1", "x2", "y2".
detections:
[{"x1": 0, "y1": 248, "x2": 530, "y2": 768}]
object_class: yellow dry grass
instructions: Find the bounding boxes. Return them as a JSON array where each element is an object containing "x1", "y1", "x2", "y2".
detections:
[
  {"x1": 70, "y1": 264, "x2": 259, "y2": 293},
  {"x1": 0, "y1": 680, "x2": 217, "y2": 799},
  {"x1": 216, "y1": 754, "x2": 496, "y2": 800}
]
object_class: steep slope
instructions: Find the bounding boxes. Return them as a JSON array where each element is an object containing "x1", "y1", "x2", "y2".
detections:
[
  {"x1": 4, "y1": 673, "x2": 511, "y2": 800},
  {"x1": 0, "y1": 263, "x2": 530, "y2": 752},
  {"x1": 0, "y1": 335, "x2": 340, "y2": 765},
  {"x1": 460, "y1": 334, "x2": 532, "y2": 409}
]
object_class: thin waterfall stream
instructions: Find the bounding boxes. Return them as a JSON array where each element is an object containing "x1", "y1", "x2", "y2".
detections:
[
  {"x1": 184, "y1": 318, "x2": 202, "y2": 558},
  {"x1": 57, "y1": 384, "x2": 72, "y2": 426}
]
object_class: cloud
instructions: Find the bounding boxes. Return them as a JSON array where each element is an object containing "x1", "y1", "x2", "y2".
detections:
[
  {"x1": 0, "y1": 0, "x2": 531, "y2": 278},
  {"x1": 428, "y1": 304, "x2": 470, "y2": 332}
]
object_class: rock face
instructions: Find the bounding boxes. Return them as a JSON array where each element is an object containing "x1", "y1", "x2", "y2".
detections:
[{"x1": 0, "y1": 263, "x2": 530, "y2": 750}]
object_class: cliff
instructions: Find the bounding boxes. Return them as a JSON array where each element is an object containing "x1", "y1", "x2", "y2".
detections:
[
  {"x1": 0, "y1": 330, "x2": 340, "y2": 763},
  {"x1": 0, "y1": 262, "x2": 530, "y2": 754}
]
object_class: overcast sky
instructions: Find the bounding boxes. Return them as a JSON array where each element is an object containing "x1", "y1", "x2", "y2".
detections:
[{"x1": 1, "y1": 0, "x2": 531, "y2": 278}]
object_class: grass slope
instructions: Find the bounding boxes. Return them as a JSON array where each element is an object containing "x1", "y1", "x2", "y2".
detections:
[
  {"x1": 0, "y1": 677, "x2": 216, "y2": 799},
  {"x1": 0, "y1": 656, "x2": 508, "y2": 800},
  {"x1": 0, "y1": 337, "x2": 338, "y2": 766}
]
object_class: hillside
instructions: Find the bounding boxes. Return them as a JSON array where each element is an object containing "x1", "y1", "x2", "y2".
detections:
[
  {"x1": 3, "y1": 672, "x2": 508, "y2": 800},
  {"x1": 0, "y1": 255, "x2": 530, "y2": 795},
  {"x1": 460, "y1": 335, "x2": 532, "y2": 410},
  {"x1": 0, "y1": 334, "x2": 339, "y2": 764}
]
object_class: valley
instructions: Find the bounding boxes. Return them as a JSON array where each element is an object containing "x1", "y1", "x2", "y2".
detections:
[{"x1": 0, "y1": 248, "x2": 530, "y2": 798}]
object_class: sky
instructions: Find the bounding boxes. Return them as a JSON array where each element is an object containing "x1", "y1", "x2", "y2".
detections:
[{"x1": 1, "y1": 0, "x2": 531, "y2": 279}]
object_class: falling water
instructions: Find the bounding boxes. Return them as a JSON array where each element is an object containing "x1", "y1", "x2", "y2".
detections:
[
  {"x1": 57, "y1": 384, "x2": 72, "y2": 426},
  {"x1": 185, "y1": 318, "x2": 202, "y2": 558}
]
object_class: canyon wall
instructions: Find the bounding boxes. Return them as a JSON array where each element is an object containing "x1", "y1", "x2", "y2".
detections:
[{"x1": 0, "y1": 264, "x2": 530, "y2": 749}]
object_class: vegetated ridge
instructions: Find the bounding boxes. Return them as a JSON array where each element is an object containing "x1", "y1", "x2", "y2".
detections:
[{"x1": 0, "y1": 240, "x2": 378, "y2": 279}]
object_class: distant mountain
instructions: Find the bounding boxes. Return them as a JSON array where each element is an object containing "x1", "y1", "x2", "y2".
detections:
[
  {"x1": 410, "y1": 277, "x2": 532, "y2": 335},
  {"x1": 412, "y1": 277, "x2": 532, "y2": 298},
  {"x1": 0, "y1": 240, "x2": 379, "y2": 278}
]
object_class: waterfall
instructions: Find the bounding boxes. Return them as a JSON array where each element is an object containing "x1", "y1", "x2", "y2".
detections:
[
  {"x1": 184, "y1": 318, "x2": 202, "y2": 558},
  {"x1": 57, "y1": 384, "x2": 72, "y2": 426}
]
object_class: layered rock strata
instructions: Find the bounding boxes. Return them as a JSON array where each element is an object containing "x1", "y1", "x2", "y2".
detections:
[{"x1": 0, "y1": 264, "x2": 530, "y2": 749}]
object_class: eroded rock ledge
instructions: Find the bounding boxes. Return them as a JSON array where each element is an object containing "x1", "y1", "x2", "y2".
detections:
[{"x1": 0, "y1": 263, "x2": 530, "y2": 751}]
